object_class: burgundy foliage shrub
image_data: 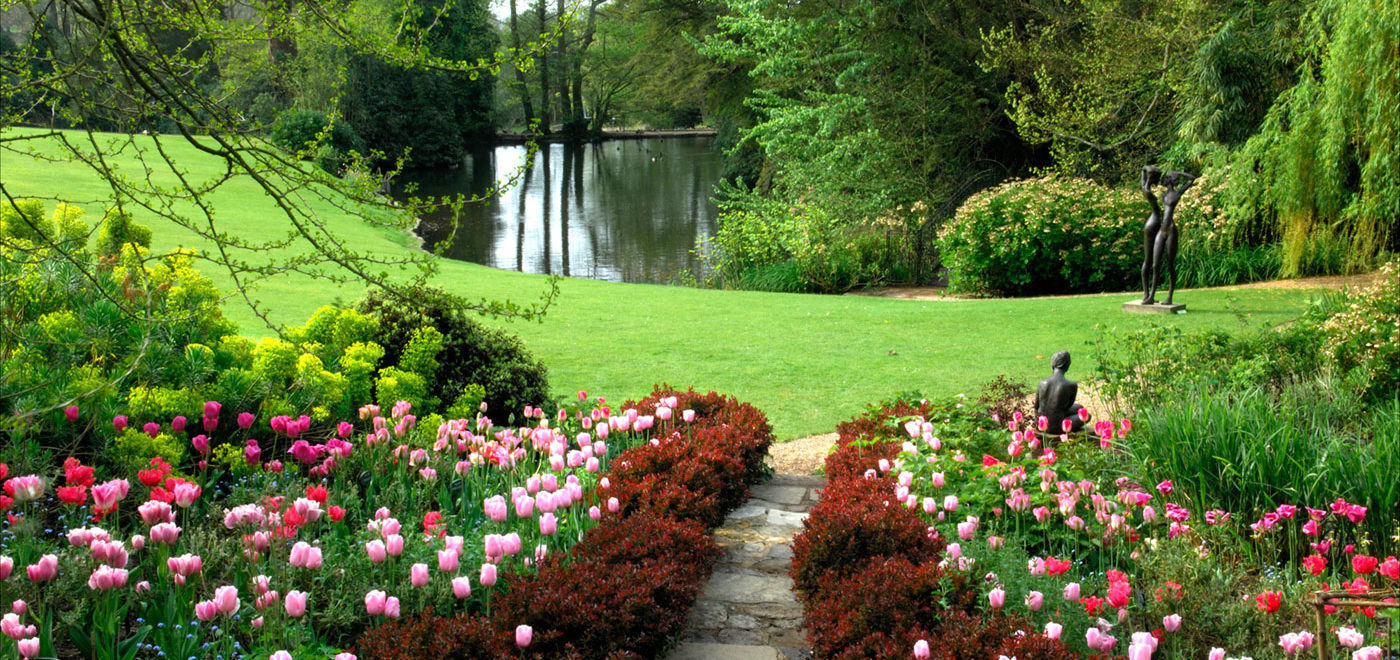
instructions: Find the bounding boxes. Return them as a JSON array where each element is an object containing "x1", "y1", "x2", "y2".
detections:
[
  {"x1": 350, "y1": 607, "x2": 507, "y2": 659},
  {"x1": 790, "y1": 475, "x2": 944, "y2": 596}
]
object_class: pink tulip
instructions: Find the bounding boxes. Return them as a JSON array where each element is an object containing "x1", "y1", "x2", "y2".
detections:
[
  {"x1": 17, "y1": 637, "x2": 39, "y2": 659},
  {"x1": 335, "y1": 654, "x2": 357, "y2": 660},
  {"x1": 1045, "y1": 622, "x2": 1062, "y2": 640},
  {"x1": 914, "y1": 639, "x2": 930, "y2": 659},
  {"x1": 1063, "y1": 582, "x2": 1080, "y2": 601},
  {"x1": 386, "y1": 534, "x2": 404, "y2": 557},
  {"x1": 957, "y1": 521, "x2": 976, "y2": 540},
  {"x1": 12, "y1": 600, "x2": 25, "y2": 615},
  {"x1": 1337, "y1": 627, "x2": 1365, "y2": 648},
  {"x1": 484, "y1": 534, "x2": 503, "y2": 560},
  {"x1": 1128, "y1": 642, "x2": 1153, "y2": 660},
  {"x1": 943, "y1": 495, "x2": 958, "y2": 511},
  {"x1": 364, "y1": 590, "x2": 387, "y2": 616},
  {"x1": 988, "y1": 588, "x2": 1005, "y2": 609},
  {"x1": 1025, "y1": 591, "x2": 1044, "y2": 611},
  {"x1": 1163, "y1": 613, "x2": 1182, "y2": 632},
  {"x1": 238, "y1": 412, "x2": 255, "y2": 429},
  {"x1": 91, "y1": 479, "x2": 130, "y2": 510},
  {"x1": 1354, "y1": 647, "x2": 1384, "y2": 660},
  {"x1": 289, "y1": 541, "x2": 311, "y2": 567},
  {"x1": 284, "y1": 590, "x2": 307, "y2": 618},
  {"x1": 480, "y1": 563, "x2": 498, "y2": 587},
  {"x1": 112, "y1": 415, "x2": 128, "y2": 432},
  {"x1": 194, "y1": 600, "x2": 219, "y2": 621},
  {"x1": 87, "y1": 565, "x2": 129, "y2": 590},
  {"x1": 438, "y1": 549, "x2": 460, "y2": 572},
  {"x1": 0, "y1": 557, "x2": 13, "y2": 580},
  {"x1": 503, "y1": 533, "x2": 522, "y2": 556},
  {"x1": 515, "y1": 624, "x2": 533, "y2": 648},
  {"x1": 411, "y1": 563, "x2": 429, "y2": 587},
  {"x1": 7, "y1": 476, "x2": 43, "y2": 501},
  {"x1": 143, "y1": 422, "x2": 160, "y2": 438},
  {"x1": 384, "y1": 596, "x2": 400, "y2": 619},
  {"x1": 607, "y1": 497, "x2": 620, "y2": 513},
  {"x1": 168, "y1": 554, "x2": 203, "y2": 577},
  {"x1": 149, "y1": 522, "x2": 181, "y2": 546},
  {"x1": 540, "y1": 512, "x2": 558, "y2": 536},
  {"x1": 64, "y1": 405, "x2": 79, "y2": 422},
  {"x1": 1208, "y1": 649, "x2": 1224, "y2": 660},
  {"x1": 214, "y1": 585, "x2": 239, "y2": 614},
  {"x1": 682, "y1": 409, "x2": 695, "y2": 422},
  {"x1": 452, "y1": 576, "x2": 472, "y2": 598},
  {"x1": 25, "y1": 555, "x2": 57, "y2": 583},
  {"x1": 270, "y1": 652, "x2": 292, "y2": 660},
  {"x1": 139, "y1": 500, "x2": 175, "y2": 525},
  {"x1": 366, "y1": 540, "x2": 387, "y2": 563}
]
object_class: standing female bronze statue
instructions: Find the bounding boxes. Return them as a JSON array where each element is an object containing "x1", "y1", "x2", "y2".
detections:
[
  {"x1": 1139, "y1": 166, "x2": 1163, "y2": 303},
  {"x1": 1144, "y1": 171, "x2": 1195, "y2": 305}
]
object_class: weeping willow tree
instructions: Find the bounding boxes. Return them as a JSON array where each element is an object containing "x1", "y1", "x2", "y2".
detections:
[{"x1": 1229, "y1": 0, "x2": 1400, "y2": 276}]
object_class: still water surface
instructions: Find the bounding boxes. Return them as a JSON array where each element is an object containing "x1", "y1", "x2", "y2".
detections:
[{"x1": 403, "y1": 137, "x2": 721, "y2": 283}]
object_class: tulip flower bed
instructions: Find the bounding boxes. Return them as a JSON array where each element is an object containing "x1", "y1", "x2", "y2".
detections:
[
  {"x1": 352, "y1": 387, "x2": 774, "y2": 659},
  {"x1": 794, "y1": 396, "x2": 1400, "y2": 659},
  {"x1": 0, "y1": 386, "x2": 771, "y2": 659}
]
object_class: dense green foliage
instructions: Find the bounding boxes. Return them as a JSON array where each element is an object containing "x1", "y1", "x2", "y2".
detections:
[
  {"x1": 357, "y1": 286, "x2": 550, "y2": 424},
  {"x1": 1226, "y1": 0, "x2": 1400, "y2": 275},
  {"x1": 708, "y1": 195, "x2": 912, "y2": 293},
  {"x1": 269, "y1": 108, "x2": 367, "y2": 172}
]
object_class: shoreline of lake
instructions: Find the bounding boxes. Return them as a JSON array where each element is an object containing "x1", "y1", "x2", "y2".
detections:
[{"x1": 491, "y1": 128, "x2": 717, "y2": 145}]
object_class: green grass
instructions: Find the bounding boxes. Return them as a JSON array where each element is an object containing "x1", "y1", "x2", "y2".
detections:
[{"x1": 2, "y1": 128, "x2": 1329, "y2": 438}]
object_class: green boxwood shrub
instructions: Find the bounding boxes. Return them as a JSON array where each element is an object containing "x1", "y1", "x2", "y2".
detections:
[
  {"x1": 269, "y1": 109, "x2": 365, "y2": 172},
  {"x1": 938, "y1": 176, "x2": 1142, "y2": 296},
  {"x1": 356, "y1": 286, "x2": 549, "y2": 423}
]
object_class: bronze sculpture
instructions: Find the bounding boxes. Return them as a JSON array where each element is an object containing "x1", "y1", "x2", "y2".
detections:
[
  {"x1": 1035, "y1": 350, "x2": 1088, "y2": 436},
  {"x1": 1141, "y1": 168, "x2": 1195, "y2": 305}
]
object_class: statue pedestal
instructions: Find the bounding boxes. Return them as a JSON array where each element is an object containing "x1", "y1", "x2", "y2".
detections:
[{"x1": 1122, "y1": 300, "x2": 1186, "y2": 314}]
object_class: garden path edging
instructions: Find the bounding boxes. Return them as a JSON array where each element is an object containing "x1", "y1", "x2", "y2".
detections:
[{"x1": 665, "y1": 473, "x2": 824, "y2": 660}]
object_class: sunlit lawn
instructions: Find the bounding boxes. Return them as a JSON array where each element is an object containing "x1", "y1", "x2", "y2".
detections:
[{"x1": 3, "y1": 128, "x2": 1328, "y2": 437}]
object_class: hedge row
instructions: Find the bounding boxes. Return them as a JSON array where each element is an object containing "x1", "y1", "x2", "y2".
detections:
[
  {"x1": 352, "y1": 387, "x2": 774, "y2": 659},
  {"x1": 791, "y1": 399, "x2": 1082, "y2": 659}
]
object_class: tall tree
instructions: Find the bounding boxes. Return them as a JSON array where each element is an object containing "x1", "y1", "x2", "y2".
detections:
[
  {"x1": 507, "y1": 0, "x2": 536, "y2": 128},
  {"x1": 534, "y1": 0, "x2": 552, "y2": 131}
]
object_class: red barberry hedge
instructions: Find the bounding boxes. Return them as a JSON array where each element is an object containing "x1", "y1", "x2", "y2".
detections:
[
  {"x1": 793, "y1": 398, "x2": 1083, "y2": 660},
  {"x1": 352, "y1": 387, "x2": 772, "y2": 659},
  {"x1": 790, "y1": 476, "x2": 944, "y2": 595}
]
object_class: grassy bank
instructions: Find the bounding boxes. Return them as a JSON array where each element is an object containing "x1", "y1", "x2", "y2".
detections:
[{"x1": 2, "y1": 128, "x2": 1327, "y2": 438}]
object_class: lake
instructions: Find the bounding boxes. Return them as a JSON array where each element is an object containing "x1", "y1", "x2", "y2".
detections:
[{"x1": 403, "y1": 137, "x2": 722, "y2": 284}]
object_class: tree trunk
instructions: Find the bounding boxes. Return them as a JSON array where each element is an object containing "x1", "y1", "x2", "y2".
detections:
[
  {"x1": 267, "y1": 0, "x2": 298, "y2": 102},
  {"x1": 555, "y1": 0, "x2": 570, "y2": 131},
  {"x1": 535, "y1": 0, "x2": 551, "y2": 132},
  {"x1": 507, "y1": 0, "x2": 535, "y2": 129},
  {"x1": 570, "y1": 0, "x2": 601, "y2": 135}
]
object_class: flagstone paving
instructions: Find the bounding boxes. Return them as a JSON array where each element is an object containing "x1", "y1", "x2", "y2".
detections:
[{"x1": 665, "y1": 473, "x2": 825, "y2": 660}]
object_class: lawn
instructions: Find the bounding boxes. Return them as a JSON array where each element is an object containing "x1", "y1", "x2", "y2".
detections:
[{"x1": 1, "y1": 128, "x2": 1328, "y2": 438}]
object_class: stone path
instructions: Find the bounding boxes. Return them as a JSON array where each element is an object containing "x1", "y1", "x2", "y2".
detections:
[{"x1": 665, "y1": 474, "x2": 825, "y2": 660}]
